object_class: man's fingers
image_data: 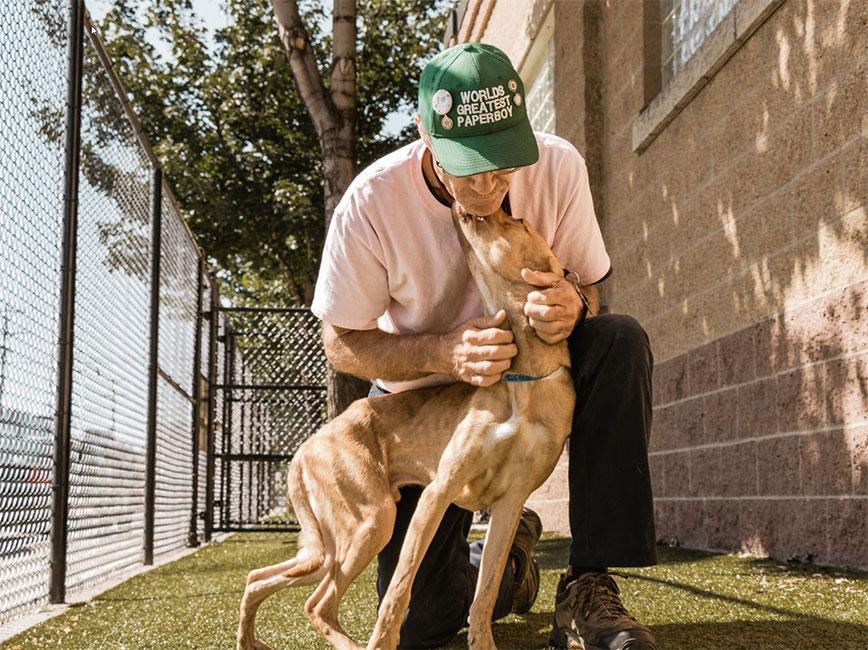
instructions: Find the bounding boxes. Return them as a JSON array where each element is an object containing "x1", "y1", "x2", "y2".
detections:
[
  {"x1": 524, "y1": 302, "x2": 565, "y2": 322},
  {"x1": 531, "y1": 317, "x2": 562, "y2": 334},
  {"x1": 528, "y1": 316, "x2": 568, "y2": 337},
  {"x1": 470, "y1": 373, "x2": 501, "y2": 387},
  {"x1": 527, "y1": 284, "x2": 574, "y2": 307},
  {"x1": 465, "y1": 359, "x2": 511, "y2": 376},
  {"x1": 473, "y1": 343, "x2": 518, "y2": 360},
  {"x1": 470, "y1": 309, "x2": 507, "y2": 329},
  {"x1": 469, "y1": 326, "x2": 515, "y2": 345},
  {"x1": 521, "y1": 267, "x2": 562, "y2": 287}
]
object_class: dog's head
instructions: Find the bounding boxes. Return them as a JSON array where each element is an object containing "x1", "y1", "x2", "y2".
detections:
[{"x1": 450, "y1": 202, "x2": 562, "y2": 283}]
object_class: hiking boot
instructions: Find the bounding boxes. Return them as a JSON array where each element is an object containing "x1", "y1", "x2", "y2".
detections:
[
  {"x1": 548, "y1": 571, "x2": 657, "y2": 649},
  {"x1": 510, "y1": 507, "x2": 542, "y2": 614}
]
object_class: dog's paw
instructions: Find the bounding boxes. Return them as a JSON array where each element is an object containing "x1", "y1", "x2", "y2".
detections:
[{"x1": 468, "y1": 631, "x2": 497, "y2": 650}]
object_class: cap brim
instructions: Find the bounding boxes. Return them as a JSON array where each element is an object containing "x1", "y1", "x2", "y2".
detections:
[{"x1": 430, "y1": 119, "x2": 539, "y2": 176}]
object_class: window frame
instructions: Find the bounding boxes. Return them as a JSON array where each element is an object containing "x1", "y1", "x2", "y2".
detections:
[{"x1": 633, "y1": 0, "x2": 784, "y2": 154}]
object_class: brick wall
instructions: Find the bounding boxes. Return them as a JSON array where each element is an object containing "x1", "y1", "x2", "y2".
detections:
[
  {"x1": 592, "y1": 0, "x2": 866, "y2": 568},
  {"x1": 467, "y1": 0, "x2": 867, "y2": 568},
  {"x1": 651, "y1": 278, "x2": 868, "y2": 567}
]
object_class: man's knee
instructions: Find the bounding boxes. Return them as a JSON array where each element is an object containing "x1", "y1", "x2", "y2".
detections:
[
  {"x1": 572, "y1": 313, "x2": 651, "y2": 361},
  {"x1": 584, "y1": 312, "x2": 647, "y2": 341},
  {"x1": 399, "y1": 611, "x2": 464, "y2": 649}
]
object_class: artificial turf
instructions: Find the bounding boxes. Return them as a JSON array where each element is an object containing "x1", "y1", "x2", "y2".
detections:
[{"x1": 2, "y1": 532, "x2": 867, "y2": 649}]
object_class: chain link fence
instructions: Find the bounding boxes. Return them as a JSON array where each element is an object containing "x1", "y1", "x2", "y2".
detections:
[
  {"x1": 0, "y1": 0, "x2": 73, "y2": 626},
  {"x1": 0, "y1": 1, "x2": 327, "y2": 629},
  {"x1": 213, "y1": 309, "x2": 327, "y2": 531}
]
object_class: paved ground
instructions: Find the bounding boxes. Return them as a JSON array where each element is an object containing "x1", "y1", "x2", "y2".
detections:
[{"x1": 2, "y1": 532, "x2": 867, "y2": 649}]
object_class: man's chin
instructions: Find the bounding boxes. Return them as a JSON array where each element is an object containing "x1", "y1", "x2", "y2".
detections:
[{"x1": 457, "y1": 198, "x2": 502, "y2": 216}]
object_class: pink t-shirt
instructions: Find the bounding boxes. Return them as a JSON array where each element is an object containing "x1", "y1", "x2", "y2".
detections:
[{"x1": 311, "y1": 132, "x2": 611, "y2": 393}]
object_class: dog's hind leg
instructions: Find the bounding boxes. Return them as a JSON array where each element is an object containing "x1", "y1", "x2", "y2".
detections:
[
  {"x1": 467, "y1": 491, "x2": 527, "y2": 650},
  {"x1": 307, "y1": 505, "x2": 396, "y2": 650},
  {"x1": 245, "y1": 555, "x2": 301, "y2": 585},
  {"x1": 237, "y1": 557, "x2": 328, "y2": 650},
  {"x1": 367, "y1": 481, "x2": 460, "y2": 650}
]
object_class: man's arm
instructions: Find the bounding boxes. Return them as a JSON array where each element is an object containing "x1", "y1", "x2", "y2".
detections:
[
  {"x1": 322, "y1": 310, "x2": 518, "y2": 387},
  {"x1": 322, "y1": 324, "x2": 444, "y2": 382},
  {"x1": 579, "y1": 283, "x2": 601, "y2": 318}
]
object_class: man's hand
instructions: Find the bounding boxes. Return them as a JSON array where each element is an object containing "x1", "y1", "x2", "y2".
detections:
[
  {"x1": 440, "y1": 310, "x2": 518, "y2": 387},
  {"x1": 521, "y1": 268, "x2": 582, "y2": 344}
]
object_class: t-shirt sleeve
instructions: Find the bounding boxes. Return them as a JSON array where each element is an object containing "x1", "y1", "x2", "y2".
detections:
[
  {"x1": 550, "y1": 150, "x2": 612, "y2": 286},
  {"x1": 310, "y1": 195, "x2": 389, "y2": 330}
]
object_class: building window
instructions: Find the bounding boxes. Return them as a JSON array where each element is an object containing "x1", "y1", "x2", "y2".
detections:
[
  {"x1": 662, "y1": 0, "x2": 739, "y2": 84},
  {"x1": 521, "y1": 8, "x2": 555, "y2": 134},
  {"x1": 635, "y1": 0, "x2": 781, "y2": 152}
]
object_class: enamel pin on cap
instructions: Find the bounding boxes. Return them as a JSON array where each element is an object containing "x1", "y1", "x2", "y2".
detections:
[{"x1": 432, "y1": 89, "x2": 453, "y2": 115}]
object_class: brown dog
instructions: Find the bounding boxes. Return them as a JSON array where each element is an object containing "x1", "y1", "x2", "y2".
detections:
[{"x1": 236, "y1": 203, "x2": 576, "y2": 650}]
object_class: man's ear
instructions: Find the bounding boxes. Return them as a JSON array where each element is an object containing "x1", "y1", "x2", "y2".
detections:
[
  {"x1": 451, "y1": 201, "x2": 467, "y2": 220},
  {"x1": 415, "y1": 114, "x2": 432, "y2": 147}
]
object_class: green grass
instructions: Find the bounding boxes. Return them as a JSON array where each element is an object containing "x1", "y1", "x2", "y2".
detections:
[{"x1": 3, "y1": 533, "x2": 868, "y2": 649}]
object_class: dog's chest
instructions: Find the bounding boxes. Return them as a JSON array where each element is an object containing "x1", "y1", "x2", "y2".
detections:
[
  {"x1": 489, "y1": 411, "x2": 523, "y2": 441},
  {"x1": 454, "y1": 410, "x2": 552, "y2": 509}
]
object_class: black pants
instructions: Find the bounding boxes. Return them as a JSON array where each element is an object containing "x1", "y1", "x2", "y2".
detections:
[{"x1": 371, "y1": 314, "x2": 657, "y2": 648}]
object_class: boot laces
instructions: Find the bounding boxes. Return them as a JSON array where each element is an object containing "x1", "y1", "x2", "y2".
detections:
[{"x1": 572, "y1": 573, "x2": 637, "y2": 623}]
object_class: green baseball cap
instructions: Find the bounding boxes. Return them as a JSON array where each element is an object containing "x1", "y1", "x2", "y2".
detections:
[{"x1": 418, "y1": 43, "x2": 539, "y2": 176}]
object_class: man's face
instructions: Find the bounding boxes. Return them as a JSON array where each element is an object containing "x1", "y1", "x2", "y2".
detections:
[
  {"x1": 432, "y1": 160, "x2": 515, "y2": 215},
  {"x1": 417, "y1": 117, "x2": 517, "y2": 215}
]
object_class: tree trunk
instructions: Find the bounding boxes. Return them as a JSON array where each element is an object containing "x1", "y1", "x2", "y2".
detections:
[{"x1": 272, "y1": 0, "x2": 369, "y2": 418}]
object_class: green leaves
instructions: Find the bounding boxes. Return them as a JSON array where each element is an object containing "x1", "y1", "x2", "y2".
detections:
[{"x1": 94, "y1": 0, "x2": 447, "y2": 307}]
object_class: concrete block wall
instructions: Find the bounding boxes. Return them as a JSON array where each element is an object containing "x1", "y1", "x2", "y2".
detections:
[
  {"x1": 469, "y1": 0, "x2": 867, "y2": 567},
  {"x1": 651, "y1": 279, "x2": 868, "y2": 566},
  {"x1": 593, "y1": 0, "x2": 867, "y2": 568}
]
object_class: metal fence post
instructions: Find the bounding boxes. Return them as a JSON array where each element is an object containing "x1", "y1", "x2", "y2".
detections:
[
  {"x1": 49, "y1": 0, "x2": 85, "y2": 605},
  {"x1": 143, "y1": 167, "x2": 163, "y2": 565},
  {"x1": 240, "y1": 359, "x2": 247, "y2": 524},
  {"x1": 188, "y1": 255, "x2": 205, "y2": 547},
  {"x1": 204, "y1": 272, "x2": 218, "y2": 542},
  {"x1": 221, "y1": 327, "x2": 235, "y2": 529}
]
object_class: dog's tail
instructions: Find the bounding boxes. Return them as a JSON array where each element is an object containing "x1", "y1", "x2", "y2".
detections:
[{"x1": 282, "y1": 457, "x2": 325, "y2": 578}]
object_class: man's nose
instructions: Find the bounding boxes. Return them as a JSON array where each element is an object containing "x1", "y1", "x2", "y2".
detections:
[{"x1": 468, "y1": 172, "x2": 496, "y2": 194}]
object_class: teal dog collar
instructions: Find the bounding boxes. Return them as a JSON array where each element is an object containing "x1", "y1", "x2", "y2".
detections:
[{"x1": 503, "y1": 373, "x2": 542, "y2": 382}]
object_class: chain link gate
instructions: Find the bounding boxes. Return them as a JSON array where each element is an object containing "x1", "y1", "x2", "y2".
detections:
[{"x1": 206, "y1": 304, "x2": 328, "y2": 534}]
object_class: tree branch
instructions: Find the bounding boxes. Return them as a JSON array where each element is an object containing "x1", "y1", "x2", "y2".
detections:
[
  {"x1": 330, "y1": 0, "x2": 356, "y2": 128},
  {"x1": 271, "y1": 0, "x2": 336, "y2": 140}
]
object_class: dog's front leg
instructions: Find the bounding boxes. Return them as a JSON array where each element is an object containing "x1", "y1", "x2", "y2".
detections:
[
  {"x1": 467, "y1": 491, "x2": 527, "y2": 650},
  {"x1": 366, "y1": 480, "x2": 458, "y2": 650}
]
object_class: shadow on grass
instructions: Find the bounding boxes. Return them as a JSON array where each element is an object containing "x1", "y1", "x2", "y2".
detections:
[
  {"x1": 535, "y1": 537, "x2": 571, "y2": 571},
  {"x1": 654, "y1": 544, "x2": 868, "y2": 576},
  {"x1": 446, "y1": 614, "x2": 868, "y2": 650},
  {"x1": 621, "y1": 570, "x2": 868, "y2": 624},
  {"x1": 448, "y1": 611, "x2": 552, "y2": 649},
  {"x1": 650, "y1": 620, "x2": 868, "y2": 650},
  {"x1": 534, "y1": 536, "x2": 724, "y2": 571},
  {"x1": 538, "y1": 537, "x2": 868, "y2": 577}
]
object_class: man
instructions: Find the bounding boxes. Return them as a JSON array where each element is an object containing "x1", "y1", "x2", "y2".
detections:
[{"x1": 311, "y1": 42, "x2": 657, "y2": 650}]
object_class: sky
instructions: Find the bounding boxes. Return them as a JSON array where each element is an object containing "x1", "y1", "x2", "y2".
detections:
[
  {"x1": 87, "y1": 0, "x2": 231, "y2": 60},
  {"x1": 85, "y1": 0, "x2": 409, "y2": 135}
]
